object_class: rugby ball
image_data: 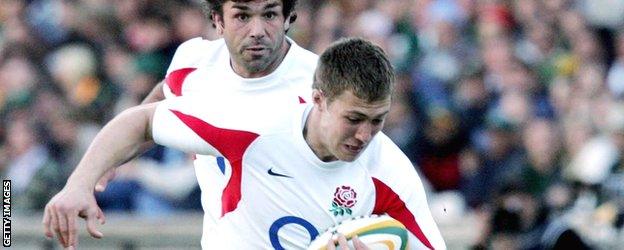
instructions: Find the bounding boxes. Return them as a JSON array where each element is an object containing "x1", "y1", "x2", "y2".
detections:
[{"x1": 307, "y1": 214, "x2": 408, "y2": 250}]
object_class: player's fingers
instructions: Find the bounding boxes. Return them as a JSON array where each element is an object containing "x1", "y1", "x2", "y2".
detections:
[
  {"x1": 325, "y1": 235, "x2": 337, "y2": 250},
  {"x1": 67, "y1": 214, "x2": 77, "y2": 248},
  {"x1": 95, "y1": 169, "x2": 116, "y2": 192},
  {"x1": 352, "y1": 235, "x2": 369, "y2": 250},
  {"x1": 70, "y1": 237, "x2": 79, "y2": 250},
  {"x1": 94, "y1": 183, "x2": 105, "y2": 192},
  {"x1": 55, "y1": 208, "x2": 70, "y2": 247},
  {"x1": 97, "y1": 206, "x2": 106, "y2": 225},
  {"x1": 336, "y1": 234, "x2": 349, "y2": 250},
  {"x1": 57, "y1": 231, "x2": 67, "y2": 247},
  {"x1": 85, "y1": 208, "x2": 104, "y2": 239},
  {"x1": 42, "y1": 206, "x2": 53, "y2": 238},
  {"x1": 49, "y1": 207, "x2": 67, "y2": 247}
]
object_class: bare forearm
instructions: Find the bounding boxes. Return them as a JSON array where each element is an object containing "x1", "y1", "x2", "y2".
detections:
[
  {"x1": 141, "y1": 80, "x2": 165, "y2": 104},
  {"x1": 67, "y1": 103, "x2": 157, "y2": 189}
]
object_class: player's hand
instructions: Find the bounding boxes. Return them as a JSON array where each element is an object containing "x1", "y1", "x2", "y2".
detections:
[
  {"x1": 326, "y1": 234, "x2": 370, "y2": 250},
  {"x1": 95, "y1": 168, "x2": 117, "y2": 192},
  {"x1": 42, "y1": 186, "x2": 106, "y2": 248}
]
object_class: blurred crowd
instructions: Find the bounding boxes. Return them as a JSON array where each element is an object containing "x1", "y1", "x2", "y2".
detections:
[{"x1": 2, "y1": 0, "x2": 624, "y2": 248}]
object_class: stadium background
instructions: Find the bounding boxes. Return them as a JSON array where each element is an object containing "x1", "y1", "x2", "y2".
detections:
[{"x1": 1, "y1": 0, "x2": 624, "y2": 248}]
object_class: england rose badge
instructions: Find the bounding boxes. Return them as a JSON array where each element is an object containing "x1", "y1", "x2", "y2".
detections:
[{"x1": 329, "y1": 186, "x2": 357, "y2": 216}]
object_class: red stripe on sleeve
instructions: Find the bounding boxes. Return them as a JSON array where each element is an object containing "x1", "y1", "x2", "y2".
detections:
[
  {"x1": 170, "y1": 110, "x2": 258, "y2": 215},
  {"x1": 166, "y1": 68, "x2": 197, "y2": 96},
  {"x1": 372, "y1": 177, "x2": 434, "y2": 250}
]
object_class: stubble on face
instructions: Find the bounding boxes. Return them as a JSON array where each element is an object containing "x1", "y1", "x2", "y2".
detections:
[
  {"x1": 237, "y1": 36, "x2": 284, "y2": 73},
  {"x1": 221, "y1": 0, "x2": 290, "y2": 77}
]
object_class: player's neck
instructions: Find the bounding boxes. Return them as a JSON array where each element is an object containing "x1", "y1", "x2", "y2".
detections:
[
  {"x1": 303, "y1": 108, "x2": 337, "y2": 162},
  {"x1": 232, "y1": 39, "x2": 291, "y2": 78}
]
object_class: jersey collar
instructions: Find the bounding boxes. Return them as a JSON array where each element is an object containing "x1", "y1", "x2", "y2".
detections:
[
  {"x1": 222, "y1": 36, "x2": 301, "y2": 90},
  {"x1": 293, "y1": 105, "x2": 350, "y2": 170}
]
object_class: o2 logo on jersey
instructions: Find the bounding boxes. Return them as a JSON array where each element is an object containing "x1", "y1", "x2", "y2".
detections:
[{"x1": 269, "y1": 216, "x2": 318, "y2": 250}]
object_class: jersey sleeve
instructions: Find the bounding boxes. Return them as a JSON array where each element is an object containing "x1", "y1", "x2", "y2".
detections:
[
  {"x1": 166, "y1": 37, "x2": 206, "y2": 75},
  {"x1": 370, "y1": 133, "x2": 446, "y2": 250},
  {"x1": 162, "y1": 37, "x2": 209, "y2": 98},
  {"x1": 152, "y1": 97, "x2": 259, "y2": 162}
]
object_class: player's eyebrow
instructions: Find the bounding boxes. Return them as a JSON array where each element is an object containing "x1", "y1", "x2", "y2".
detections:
[
  {"x1": 231, "y1": 2, "x2": 280, "y2": 11},
  {"x1": 346, "y1": 110, "x2": 389, "y2": 119},
  {"x1": 264, "y1": 2, "x2": 280, "y2": 10},
  {"x1": 231, "y1": 4, "x2": 250, "y2": 11}
]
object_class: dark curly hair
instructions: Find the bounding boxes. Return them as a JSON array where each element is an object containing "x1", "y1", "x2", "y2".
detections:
[{"x1": 202, "y1": 0, "x2": 298, "y2": 27}]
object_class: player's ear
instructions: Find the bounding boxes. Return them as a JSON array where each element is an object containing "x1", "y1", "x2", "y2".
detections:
[
  {"x1": 312, "y1": 89, "x2": 325, "y2": 111},
  {"x1": 284, "y1": 12, "x2": 296, "y2": 32},
  {"x1": 212, "y1": 11, "x2": 225, "y2": 34}
]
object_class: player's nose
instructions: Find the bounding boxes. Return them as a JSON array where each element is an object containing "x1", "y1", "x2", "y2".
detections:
[
  {"x1": 354, "y1": 123, "x2": 373, "y2": 143},
  {"x1": 248, "y1": 18, "x2": 266, "y2": 39}
]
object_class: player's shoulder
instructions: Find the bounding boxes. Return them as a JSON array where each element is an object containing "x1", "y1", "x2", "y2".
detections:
[
  {"x1": 358, "y1": 133, "x2": 414, "y2": 173},
  {"x1": 286, "y1": 38, "x2": 319, "y2": 69},
  {"x1": 359, "y1": 133, "x2": 403, "y2": 159},
  {"x1": 375, "y1": 133, "x2": 410, "y2": 159},
  {"x1": 358, "y1": 133, "x2": 425, "y2": 197},
  {"x1": 168, "y1": 37, "x2": 225, "y2": 71},
  {"x1": 177, "y1": 37, "x2": 225, "y2": 54},
  {"x1": 290, "y1": 41, "x2": 318, "y2": 61}
]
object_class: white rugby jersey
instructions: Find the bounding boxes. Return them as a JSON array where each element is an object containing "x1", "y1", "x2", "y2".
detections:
[
  {"x1": 163, "y1": 37, "x2": 317, "y2": 99},
  {"x1": 152, "y1": 97, "x2": 446, "y2": 249},
  {"x1": 160, "y1": 37, "x2": 319, "y2": 246}
]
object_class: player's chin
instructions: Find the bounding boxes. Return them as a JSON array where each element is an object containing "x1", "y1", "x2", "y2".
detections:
[{"x1": 243, "y1": 58, "x2": 271, "y2": 71}]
